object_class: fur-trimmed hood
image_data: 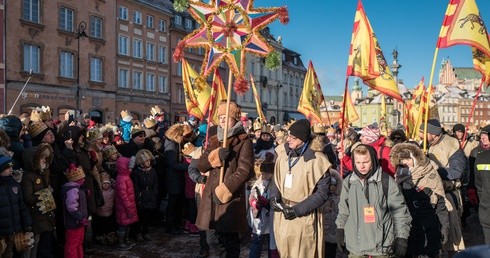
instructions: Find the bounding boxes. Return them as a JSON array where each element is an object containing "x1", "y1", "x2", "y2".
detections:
[
  {"x1": 165, "y1": 123, "x2": 196, "y2": 144},
  {"x1": 390, "y1": 142, "x2": 427, "y2": 168}
]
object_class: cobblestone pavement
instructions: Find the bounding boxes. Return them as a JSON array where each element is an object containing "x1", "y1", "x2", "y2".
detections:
[{"x1": 86, "y1": 209, "x2": 485, "y2": 258}]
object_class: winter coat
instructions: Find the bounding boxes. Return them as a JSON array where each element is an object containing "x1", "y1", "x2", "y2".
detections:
[
  {"x1": 0, "y1": 175, "x2": 32, "y2": 236},
  {"x1": 61, "y1": 181, "x2": 88, "y2": 229},
  {"x1": 391, "y1": 143, "x2": 449, "y2": 257},
  {"x1": 196, "y1": 123, "x2": 254, "y2": 232},
  {"x1": 341, "y1": 137, "x2": 395, "y2": 176},
  {"x1": 96, "y1": 187, "x2": 114, "y2": 217},
  {"x1": 473, "y1": 145, "x2": 490, "y2": 228},
  {"x1": 21, "y1": 144, "x2": 56, "y2": 234},
  {"x1": 117, "y1": 140, "x2": 142, "y2": 158},
  {"x1": 163, "y1": 139, "x2": 187, "y2": 195},
  {"x1": 336, "y1": 167, "x2": 412, "y2": 256},
  {"x1": 114, "y1": 157, "x2": 138, "y2": 226},
  {"x1": 323, "y1": 170, "x2": 342, "y2": 244},
  {"x1": 131, "y1": 166, "x2": 158, "y2": 210},
  {"x1": 270, "y1": 141, "x2": 332, "y2": 258}
]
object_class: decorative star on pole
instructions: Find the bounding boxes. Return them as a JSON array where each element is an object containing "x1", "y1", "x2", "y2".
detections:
[{"x1": 173, "y1": 0, "x2": 288, "y2": 94}]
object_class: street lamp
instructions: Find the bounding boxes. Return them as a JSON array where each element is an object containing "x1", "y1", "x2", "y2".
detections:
[
  {"x1": 276, "y1": 83, "x2": 282, "y2": 125},
  {"x1": 76, "y1": 21, "x2": 88, "y2": 114},
  {"x1": 391, "y1": 109, "x2": 400, "y2": 126}
]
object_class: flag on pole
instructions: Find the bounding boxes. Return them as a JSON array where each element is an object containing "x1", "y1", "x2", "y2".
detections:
[
  {"x1": 208, "y1": 69, "x2": 227, "y2": 125},
  {"x1": 182, "y1": 59, "x2": 211, "y2": 119},
  {"x1": 297, "y1": 61, "x2": 325, "y2": 124},
  {"x1": 437, "y1": 0, "x2": 490, "y2": 85},
  {"x1": 406, "y1": 79, "x2": 426, "y2": 138},
  {"x1": 346, "y1": 0, "x2": 403, "y2": 101},
  {"x1": 250, "y1": 74, "x2": 267, "y2": 123},
  {"x1": 339, "y1": 89, "x2": 359, "y2": 128}
]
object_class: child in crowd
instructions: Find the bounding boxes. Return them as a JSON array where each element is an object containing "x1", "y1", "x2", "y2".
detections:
[
  {"x1": 248, "y1": 156, "x2": 276, "y2": 258},
  {"x1": 93, "y1": 172, "x2": 117, "y2": 246},
  {"x1": 102, "y1": 145, "x2": 120, "y2": 180},
  {"x1": 131, "y1": 149, "x2": 158, "y2": 241},
  {"x1": 114, "y1": 156, "x2": 138, "y2": 250},
  {"x1": 61, "y1": 164, "x2": 88, "y2": 258},
  {"x1": 322, "y1": 170, "x2": 342, "y2": 258}
]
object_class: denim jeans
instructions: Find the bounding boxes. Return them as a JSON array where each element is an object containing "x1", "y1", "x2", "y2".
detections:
[{"x1": 249, "y1": 233, "x2": 270, "y2": 258}]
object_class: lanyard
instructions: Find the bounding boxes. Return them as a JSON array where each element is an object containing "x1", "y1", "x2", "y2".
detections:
[{"x1": 288, "y1": 142, "x2": 308, "y2": 172}]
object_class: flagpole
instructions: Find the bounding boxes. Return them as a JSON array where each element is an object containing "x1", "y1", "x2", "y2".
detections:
[
  {"x1": 339, "y1": 76, "x2": 349, "y2": 178},
  {"x1": 219, "y1": 69, "x2": 234, "y2": 184},
  {"x1": 322, "y1": 99, "x2": 332, "y2": 125},
  {"x1": 461, "y1": 80, "x2": 485, "y2": 148},
  {"x1": 422, "y1": 47, "x2": 439, "y2": 153},
  {"x1": 205, "y1": 74, "x2": 217, "y2": 150}
]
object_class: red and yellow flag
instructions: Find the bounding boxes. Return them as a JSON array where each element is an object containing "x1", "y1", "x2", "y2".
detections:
[
  {"x1": 437, "y1": 0, "x2": 490, "y2": 85},
  {"x1": 182, "y1": 60, "x2": 211, "y2": 119},
  {"x1": 297, "y1": 61, "x2": 325, "y2": 124},
  {"x1": 346, "y1": 0, "x2": 402, "y2": 101},
  {"x1": 250, "y1": 74, "x2": 267, "y2": 123},
  {"x1": 340, "y1": 89, "x2": 359, "y2": 128},
  {"x1": 406, "y1": 79, "x2": 426, "y2": 138},
  {"x1": 208, "y1": 69, "x2": 227, "y2": 125}
]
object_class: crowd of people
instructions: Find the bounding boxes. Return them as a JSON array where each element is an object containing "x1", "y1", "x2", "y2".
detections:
[{"x1": 0, "y1": 100, "x2": 488, "y2": 258}]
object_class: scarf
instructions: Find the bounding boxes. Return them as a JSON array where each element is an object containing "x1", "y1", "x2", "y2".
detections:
[{"x1": 217, "y1": 121, "x2": 245, "y2": 142}]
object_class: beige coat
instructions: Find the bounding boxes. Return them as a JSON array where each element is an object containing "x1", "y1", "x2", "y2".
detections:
[{"x1": 273, "y1": 143, "x2": 331, "y2": 258}]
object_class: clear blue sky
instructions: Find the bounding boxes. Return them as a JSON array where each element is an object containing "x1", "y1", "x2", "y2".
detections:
[{"x1": 256, "y1": 0, "x2": 490, "y2": 95}]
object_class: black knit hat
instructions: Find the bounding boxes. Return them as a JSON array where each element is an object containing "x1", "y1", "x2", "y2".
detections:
[
  {"x1": 420, "y1": 119, "x2": 441, "y2": 135},
  {"x1": 481, "y1": 125, "x2": 490, "y2": 135},
  {"x1": 289, "y1": 119, "x2": 311, "y2": 143},
  {"x1": 453, "y1": 123, "x2": 465, "y2": 133}
]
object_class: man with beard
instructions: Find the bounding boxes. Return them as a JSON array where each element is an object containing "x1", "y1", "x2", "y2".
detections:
[{"x1": 254, "y1": 125, "x2": 276, "y2": 160}]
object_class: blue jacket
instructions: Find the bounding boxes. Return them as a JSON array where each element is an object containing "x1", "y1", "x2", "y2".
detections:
[{"x1": 0, "y1": 176, "x2": 32, "y2": 236}]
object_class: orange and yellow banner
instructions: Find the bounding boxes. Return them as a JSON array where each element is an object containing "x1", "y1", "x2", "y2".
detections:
[
  {"x1": 182, "y1": 59, "x2": 211, "y2": 119},
  {"x1": 346, "y1": 0, "x2": 402, "y2": 101},
  {"x1": 250, "y1": 74, "x2": 267, "y2": 123},
  {"x1": 340, "y1": 89, "x2": 359, "y2": 128},
  {"x1": 297, "y1": 61, "x2": 325, "y2": 124}
]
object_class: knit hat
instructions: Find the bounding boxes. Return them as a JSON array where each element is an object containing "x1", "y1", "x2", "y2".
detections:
[
  {"x1": 288, "y1": 119, "x2": 311, "y2": 143},
  {"x1": 359, "y1": 125, "x2": 380, "y2": 144},
  {"x1": 102, "y1": 145, "x2": 119, "y2": 160},
  {"x1": 100, "y1": 172, "x2": 111, "y2": 184},
  {"x1": 113, "y1": 135, "x2": 123, "y2": 143},
  {"x1": 0, "y1": 115, "x2": 23, "y2": 140},
  {"x1": 481, "y1": 125, "x2": 490, "y2": 135},
  {"x1": 453, "y1": 123, "x2": 465, "y2": 133},
  {"x1": 64, "y1": 164, "x2": 85, "y2": 182},
  {"x1": 0, "y1": 155, "x2": 13, "y2": 173},
  {"x1": 420, "y1": 119, "x2": 442, "y2": 135},
  {"x1": 217, "y1": 101, "x2": 241, "y2": 122},
  {"x1": 28, "y1": 122, "x2": 50, "y2": 142}
]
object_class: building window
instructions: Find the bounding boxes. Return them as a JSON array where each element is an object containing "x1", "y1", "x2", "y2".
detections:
[
  {"x1": 133, "y1": 71, "x2": 142, "y2": 90},
  {"x1": 118, "y1": 6, "x2": 128, "y2": 20},
  {"x1": 118, "y1": 35, "x2": 129, "y2": 55},
  {"x1": 23, "y1": 44, "x2": 40, "y2": 73},
  {"x1": 175, "y1": 15, "x2": 182, "y2": 26},
  {"x1": 118, "y1": 68, "x2": 129, "y2": 88},
  {"x1": 158, "y1": 46, "x2": 167, "y2": 64},
  {"x1": 159, "y1": 19, "x2": 166, "y2": 31},
  {"x1": 146, "y1": 73, "x2": 155, "y2": 91},
  {"x1": 159, "y1": 76, "x2": 168, "y2": 93},
  {"x1": 23, "y1": 0, "x2": 40, "y2": 23},
  {"x1": 146, "y1": 43, "x2": 155, "y2": 61},
  {"x1": 147, "y1": 15, "x2": 154, "y2": 28},
  {"x1": 133, "y1": 11, "x2": 142, "y2": 25},
  {"x1": 177, "y1": 88, "x2": 184, "y2": 104},
  {"x1": 59, "y1": 6, "x2": 74, "y2": 32},
  {"x1": 133, "y1": 39, "x2": 143, "y2": 59},
  {"x1": 60, "y1": 51, "x2": 74, "y2": 78},
  {"x1": 90, "y1": 16, "x2": 103, "y2": 39},
  {"x1": 176, "y1": 61, "x2": 182, "y2": 76},
  {"x1": 185, "y1": 19, "x2": 192, "y2": 29},
  {"x1": 90, "y1": 57, "x2": 103, "y2": 82}
]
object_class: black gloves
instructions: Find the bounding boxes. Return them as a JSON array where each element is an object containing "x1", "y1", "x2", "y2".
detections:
[
  {"x1": 270, "y1": 198, "x2": 284, "y2": 212},
  {"x1": 218, "y1": 147, "x2": 231, "y2": 161},
  {"x1": 196, "y1": 175, "x2": 207, "y2": 184},
  {"x1": 283, "y1": 207, "x2": 297, "y2": 220},
  {"x1": 336, "y1": 229, "x2": 345, "y2": 251},
  {"x1": 393, "y1": 237, "x2": 408, "y2": 257}
]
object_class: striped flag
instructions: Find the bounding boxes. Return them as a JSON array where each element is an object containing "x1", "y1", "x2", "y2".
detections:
[
  {"x1": 208, "y1": 69, "x2": 227, "y2": 125},
  {"x1": 250, "y1": 74, "x2": 267, "y2": 123}
]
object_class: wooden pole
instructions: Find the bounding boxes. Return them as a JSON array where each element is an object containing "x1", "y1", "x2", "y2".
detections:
[
  {"x1": 339, "y1": 77, "x2": 349, "y2": 178},
  {"x1": 422, "y1": 47, "x2": 439, "y2": 153},
  {"x1": 219, "y1": 69, "x2": 234, "y2": 184},
  {"x1": 323, "y1": 98, "x2": 332, "y2": 126}
]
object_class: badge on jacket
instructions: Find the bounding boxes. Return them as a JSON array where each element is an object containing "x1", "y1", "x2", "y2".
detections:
[
  {"x1": 12, "y1": 186, "x2": 18, "y2": 194},
  {"x1": 36, "y1": 179, "x2": 41, "y2": 185},
  {"x1": 363, "y1": 206, "x2": 375, "y2": 223}
]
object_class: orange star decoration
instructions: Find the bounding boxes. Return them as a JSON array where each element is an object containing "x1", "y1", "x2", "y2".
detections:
[{"x1": 173, "y1": 0, "x2": 288, "y2": 95}]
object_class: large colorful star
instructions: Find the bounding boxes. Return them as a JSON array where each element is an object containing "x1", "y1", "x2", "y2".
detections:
[{"x1": 173, "y1": 0, "x2": 288, "y2": 94}]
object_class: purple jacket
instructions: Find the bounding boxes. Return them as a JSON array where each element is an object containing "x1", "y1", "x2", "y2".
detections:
[
  {"x1": 96, "y1": 188, "x2": 114, "y2": 217},
  {"x1": 61, "y1": 182, "x2": 88, "y2": 229}
]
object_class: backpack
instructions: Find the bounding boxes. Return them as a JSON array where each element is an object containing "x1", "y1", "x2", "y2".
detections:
[{"x1": 345, "y1": 170, "x2": 390, "y2": 206}]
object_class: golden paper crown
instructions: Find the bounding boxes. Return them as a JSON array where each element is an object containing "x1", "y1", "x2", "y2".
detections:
[
  {"x1": 65, "y1": 164, "x2": 85, "y2": 182},
  {"x1": 312, "y1": 123, "x2": 326, "y2": 134},
  {"x1": 120, "y1": 110, "x2": 132, "y2": 122},
  {"x1": 150, "y1": 105, "x2": 163, "y2": 117},
  {"x1": 261, "y1": 124, "x2": 271, "y2": 134},
  {"x1": 144, "y1": 117, "x2": 156, "y2": 129},
  {"x1": 284, "y1": 120, "x2": 295, "y2": 130},
  {"x1": 86, "y1": 128, "x2": 102, "y2": 142},
  {"x1": 40, "y1": 106, "x2": 51, "y2": 121},
  {"x1": 326, "y1": 127, "x2": 336, "y2": 136},
  {"x1": 131, "y1": 124, "x2": 145, "y2": 138},
  {"x1": 28, "y1": 121, "x2": 48, "y2": 138},
  {"x1": 182, "y1": 142, "x2": 197, "y2": 157},
  {"x1": 30, "y1": 108, "x2": 43, "y2": 122},
  {"x1": 253, "y1": 120, "x2": 262, "y2": 131},
  {"x1": 275, "y1": 129, "x2": 286, "y2": 139}
]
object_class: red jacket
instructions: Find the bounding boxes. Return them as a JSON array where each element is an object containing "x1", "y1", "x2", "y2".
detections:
[
  {"x1": 114, "y1": 157, "x2": 138, "y2": 226},
  {"x1": 341, "y1": 137, "x2": 395, "y2": 177}
]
